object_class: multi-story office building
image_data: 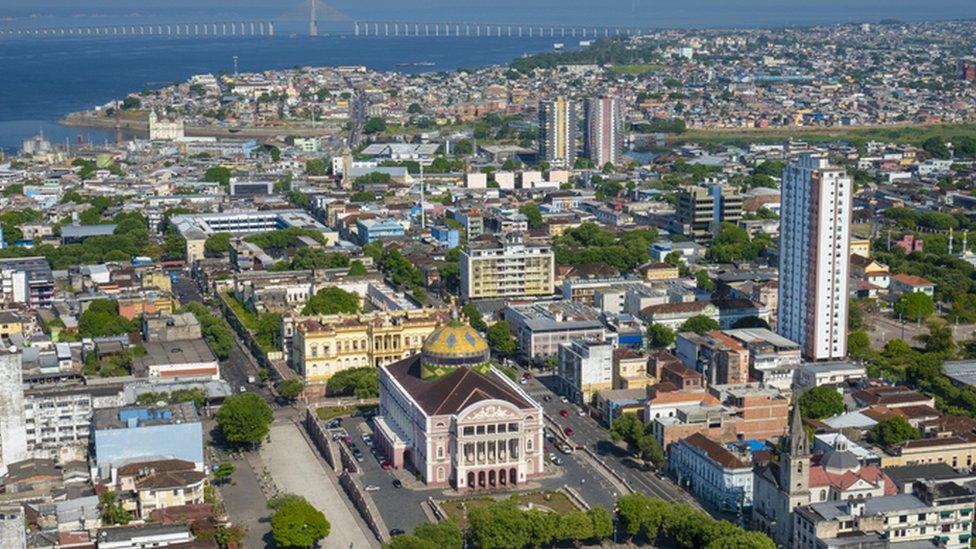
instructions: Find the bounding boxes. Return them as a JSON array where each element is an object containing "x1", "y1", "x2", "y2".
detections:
[
  {"x1": 92, "y1": 403, "x2": 203, "y2": 477},
  {"x1": 538, "y1": 96, "x2": 577, "y2": 168},
  {"x1": 778, "y1": 154, "x2": 852, "y2": 361},
  {"x1": 674, "y1": 184, "x2": 743, "y2": 243},
  {"x1": 585, "y1": 96, "x2": 624, "y2": 167},
  {"x1": 504, "y1": 301, "x2": 609, "y2": 361},
  {"x1": 460, "y1": 233, "x2": 555, "y2": 300},
  {"x1": 557, "y1": 338, "x2": 615, "y2": 405},
  {"x1": 0, "y1": 257, "x2": 55, "y2": 308},
  {"x1": 170, "y1": 210, "x2": 337, "y2": 261}
]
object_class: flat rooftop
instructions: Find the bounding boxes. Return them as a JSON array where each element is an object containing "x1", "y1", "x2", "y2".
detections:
[{"x1": 93, "y1": 402, "x2": 199, "y2": 430}]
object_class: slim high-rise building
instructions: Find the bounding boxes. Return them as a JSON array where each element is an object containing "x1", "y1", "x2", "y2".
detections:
[
  {"x1": 538, "y1": 96, "x2": 577, "y2": 168},
  {"x1": 585, "y1": 96, "x2": 624, "y2": 168},
  {"x1": 0, "y1": 350, "x2": 27, "y2": 477},
  {"x1": 778, "y1": 154, "x2": 852, "y2": 361}
]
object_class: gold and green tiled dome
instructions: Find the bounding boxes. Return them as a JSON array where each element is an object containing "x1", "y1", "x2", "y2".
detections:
[{"x1": 420, "y1": 320, "x2": 491, "y2": 378}]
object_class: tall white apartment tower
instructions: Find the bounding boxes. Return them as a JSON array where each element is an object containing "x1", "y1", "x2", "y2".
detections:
[
  {"x1": 585, "y1": 96, "x2": 624, "y2": 168},
  {"x1": 778, "y1": 153, "x2": 852, "y2": 361},
  {"x1": 0, "y1": 349, "x2": 27, "y2": 477}
]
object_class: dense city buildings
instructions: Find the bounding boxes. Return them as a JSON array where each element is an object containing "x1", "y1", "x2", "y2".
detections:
[{"x1": 778, "y1": 154, "x2": 852, "y2": 361}]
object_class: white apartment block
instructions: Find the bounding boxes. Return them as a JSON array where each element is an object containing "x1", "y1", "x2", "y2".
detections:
[
  {"x1": 778, "y1": 154, "x2": 852, "y2": 361},
  {"x1": 557, "y1": 338, "x2": 614, "y2": 405}
]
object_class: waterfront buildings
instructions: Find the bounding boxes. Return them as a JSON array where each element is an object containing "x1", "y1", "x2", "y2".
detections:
[
  {"x1": 460, "y1": 233, "x2": 555, "y2": 301},
  {"x1": 147, "y1": 111, "x2": 185, "y2": 141},
  {"x1": 374, "y1": 322, "x2": 545, "y2": 491},
  {"x1": 778, "y1": 154, "x2": 852, "y2": 361},
  {"x1": 585, "y1": 96, "x2": 623, "y2": 167},
  {"x1": 538, "y1": 96, "x2": 577, "y2": 168}
]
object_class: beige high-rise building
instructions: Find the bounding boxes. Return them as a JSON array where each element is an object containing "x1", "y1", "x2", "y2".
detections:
[
  {"x1": 292, "y1": 308, "x2": 451, "y2": 385},
  {"x1": 460, "y1": 233, "x2": 555, "y2": 301},
  {"x1": 539, "y1": 96, "x2": 577, "y2": 168}
]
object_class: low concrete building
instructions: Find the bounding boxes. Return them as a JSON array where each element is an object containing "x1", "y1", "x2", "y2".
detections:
[{"x1": 134, "y1": 340, "x2": 219, "y2": 380}]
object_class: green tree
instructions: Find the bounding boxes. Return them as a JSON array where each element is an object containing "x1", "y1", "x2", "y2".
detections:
[
  {"x1": 525, "y1": 508, "x2": 559, "y2": 547},
  {"x1": 348, "y1": 260, "x2": 368, "y2": 276},
  {"x1": 894, "y1": 292, "x2": 935, "y2": 321},
  {"x1": 486, "y1": 321, "x2": 516, "y2": 356},
  {"x1": 78, "y1": 299, "x2": 137, "y2": 338},
  {"x1": 204, "y1": 232, "x2": 232, "y2": 255},
  {"x1": 695, "y1": 270, "x2": 716, "y2": 293},
  {"x1": 730, "y1": 316, "x2": 771, "y2": 330},
  {"x1": 276, "y1": 379, "x2": 305, "y2": 401},
  {"x1": 305, "y1": 158, "x2": 329, "y2": 176},
  {"x1": 869, "y1": 415, "x2": 919, "y2": 446},
  {"x1": 327, "y1": 367, "x2": 379, "y2": 398},
  {"x1": 302, "y1": 287, "x2": 360, "y2": 315},
  {"x1": 216, "y1": 392, "x2": 274, "y2": 446},
  {"x1": 364, "y1": 117, "x2": 387, "y2": 134},
  {"x1": 98, "y1": 491, "x2": 132, "y2": 525},
  {"x1": 203, "y1": 166, "x2": 231, "y2": 187},
  {"x1": 679, "y1": 315, "x2": 720, "y2": 335},
  {"x1": 647, "y1": 323, "x2": 675, "y2": 349},
  {"x1": 587, "y1": 507, "x2": 614, "y2": 541},
  {"x1": 271, "y1": 498, "x2": 331, "y2": 548},
  {"x1": 557, "y1": 511, "x2": 594, "y2": 546},
  {"x1": 468, "y1": 501, "x2": 529, "y2": 549},
  {"x1": 412, "y1": 519, "x2": 463, "y2": 549},
  {"x1": 462, "y1": 302, "x2": 488, "y2": 332},
  {"x1": 799, "y1": 386, "x2": 845, "y2": 419},
  {"x1": 212, "y1": 463, "x2": 235, "y2": 485},
  {"x1": 918, "y1": 320, "x2": 955, "y2": 355},
  {"x1": 848, "y1": 330, "x2": 872, "y2": 360},
  {"x1": 518, "y1": 202, "x2": 545, "y2": 229},
  {"x1": 637, "y1": 433, "x2": 665, "y2": 469}
]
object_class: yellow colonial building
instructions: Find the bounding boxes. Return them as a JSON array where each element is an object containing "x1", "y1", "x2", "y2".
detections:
[{"x1": 292, "y1": 308, "x2": 451, "y2": 384}]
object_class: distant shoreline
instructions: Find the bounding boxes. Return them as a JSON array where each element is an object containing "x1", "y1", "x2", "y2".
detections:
[{"x1": 60, "y1": 113, "x2": 341, "y2": 139}]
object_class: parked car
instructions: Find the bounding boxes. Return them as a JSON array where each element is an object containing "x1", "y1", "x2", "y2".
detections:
[
  {"x1": 392, "y1": 479, "x2": 403, "y2": 488},
  {"x1": 560, "y1": 396, "x2": 569, "y2": 403},
  {"x1": 577, "y1": 408, "x2": 586, "y2": 417},
  {"x1": 390, "y1": 529, "x2": 405, "y2": 537},
  {"x1": 564, "y1": 427, "x2": 574, "y2": 437},
  {"x1": 559, "y1": 409, "x2": 569, "y2": 418},
  {"x1": 380, "y1": 460, "x2": 391, "y2": 470},
  {"x1": 559, "y1": 443, "x2": 574, "y2": 455},
  {"x1": 365, "y1": 485, "x2": 381, "y2": 492}
]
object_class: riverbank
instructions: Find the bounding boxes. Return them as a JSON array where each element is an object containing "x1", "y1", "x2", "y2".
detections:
[{"x1": 60, "y1": 113, "x2": 342, "y2": 139}]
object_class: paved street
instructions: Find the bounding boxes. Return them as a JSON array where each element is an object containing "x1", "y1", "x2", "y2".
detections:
[
  {"x1": 261, "y1": 421, "x2": 378, "y2": 549},
  {"x1": 216, "y1": 452, "x2": 273, "y2": 548},
  {"x1": 522, "y1": 371, "x2": 702, "y2": 509}
]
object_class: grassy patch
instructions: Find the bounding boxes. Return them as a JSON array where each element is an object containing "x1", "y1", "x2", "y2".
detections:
[
  {"x1": 438, "y1": 491, "x2": 579, "y2": 529},
  {"x1": 315, "y1": 404, "x2": 377, "y2": 422},
  {"x1": 676, "y1": 123, "x2": 976, "y2": 146},
  {"x1": 610, "y1": 63, "x2": 664, "y2": 75},
  {"x1": 222, "y1": 292, "x2": 259, "y2": 331}
]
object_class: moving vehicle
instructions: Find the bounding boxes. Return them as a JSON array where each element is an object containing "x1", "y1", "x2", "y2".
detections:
[
  {"x1": 365, "y1": 484, "x2": 380, "y2": 492},
  {"x1": 564, "y1": 427, "x2": 574, "y2": 437},
  {"x1": 559, "y1": 409, "x2": 569, "y2": 418},
  {"x1": 392, "y1": 479, "x2": 403, "y2": 488}
]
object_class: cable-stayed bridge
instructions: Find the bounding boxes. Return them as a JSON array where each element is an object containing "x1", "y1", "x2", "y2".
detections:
[{"x1": 0, "y1": 1, "x2": 639, "y2": 41}]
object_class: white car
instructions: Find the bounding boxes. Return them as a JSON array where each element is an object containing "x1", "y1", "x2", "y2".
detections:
[
  {"x1": 560, "y1": 396, "x2": 569, "y2": 403},
  {"x1": 364, "y1": 485, "x2": 381, "y2": 492},
  {"x1": 577, "y1": 408, "x2": 586, "y2": 417}
]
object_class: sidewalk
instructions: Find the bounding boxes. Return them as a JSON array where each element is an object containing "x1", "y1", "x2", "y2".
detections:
[{"x1": 260, "y1": 422, "x2": 378, "y2": 549}]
